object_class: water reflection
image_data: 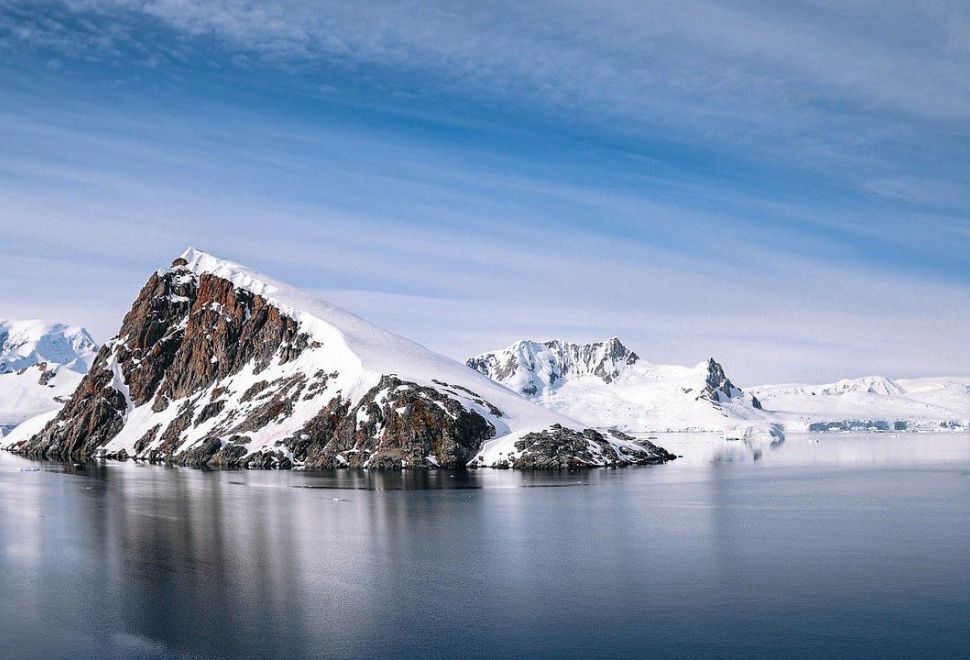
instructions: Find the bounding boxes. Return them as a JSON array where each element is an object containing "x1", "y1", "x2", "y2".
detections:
[{"x1": 2, "y1": 434, "x2": 970, "y2": 659}]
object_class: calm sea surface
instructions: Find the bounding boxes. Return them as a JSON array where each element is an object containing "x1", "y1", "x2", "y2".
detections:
[{"x1": 2, "y1": 432, "x2": 969, "y2": 659}]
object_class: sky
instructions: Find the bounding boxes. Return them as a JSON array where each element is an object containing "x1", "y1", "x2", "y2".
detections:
[{"x1": 1, "y1": 0, "x2": 968, "y2": 385}]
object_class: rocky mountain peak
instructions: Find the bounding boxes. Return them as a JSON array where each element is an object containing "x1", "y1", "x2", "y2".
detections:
[
  {"x1": 699, "y1": 357, "x2": 762, "y2": 409},
  {"x1": 7, "y1": 250, "x2": 672, "y2": 470}
]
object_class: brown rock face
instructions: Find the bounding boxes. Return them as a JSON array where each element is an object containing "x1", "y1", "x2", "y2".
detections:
[
  {"x1": 20, "y1": 263, "x2": 310, "y2": 461},
  {"x1": 289, "y1": 376, "x2": 496, "y2": 470}
]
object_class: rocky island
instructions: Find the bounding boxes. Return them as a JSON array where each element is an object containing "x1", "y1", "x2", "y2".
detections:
[{"x1": 3, "y1": 249, "x2": 674, "y2": 470}]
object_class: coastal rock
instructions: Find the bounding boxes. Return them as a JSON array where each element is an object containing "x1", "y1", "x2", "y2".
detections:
[{"x1": 468, "y1": 424, "x2": 676, "y2": 469}]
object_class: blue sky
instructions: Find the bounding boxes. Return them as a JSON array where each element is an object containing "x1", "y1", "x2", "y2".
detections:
[{"x1": 1, "y1": 0, "x2": 968, "y2": 384}]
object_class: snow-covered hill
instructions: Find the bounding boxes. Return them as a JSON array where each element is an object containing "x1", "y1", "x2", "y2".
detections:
[
  {"x1": 0, "y1": 319, "x2": 97, "y2": 431},
  {"x1": 750, "y1": 376, "x2": 970, "y2": 431},
  {"x1": 3, "y1": 249, "x2": 673, "y2": 469},
  {"x1": 468, "y1": 339, "x2": 774, "y2": 433}
]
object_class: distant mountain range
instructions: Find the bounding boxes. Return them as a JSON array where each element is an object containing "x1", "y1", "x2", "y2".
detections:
[
  {"x1": 468, "y1": 340, "x2": 969, "y2": 433},
  {"x1": 750, "y1": 377, "x2": 970, "y2": 431},
  {"x1": 0, "y1": 319, "x2": 97, "y2": 374}
]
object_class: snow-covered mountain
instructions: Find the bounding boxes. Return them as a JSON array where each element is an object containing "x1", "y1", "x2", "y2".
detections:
[
  {"x1": 468, "y1": 339, "x2": 773, "y2": 432},
  {"x1": 0, "y1": 319, "x2": 97, "y2": 374},
  {"x1": 2, "y1": 249, "x2": 674, "y2": 469},
  {"x1": 0, "y1": 320, "x2": 97, "y2": 431},
  {"x1": 751, "y1": 376, "x2": 970, "y2": 431}
]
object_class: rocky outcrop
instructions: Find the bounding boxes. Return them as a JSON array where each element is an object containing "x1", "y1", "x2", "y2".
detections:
[
  {"x1": 287, "y1": 376, "x2": 496, "y2": 469},
  {"x1": 468, "y1": 424, "x2": 675, "y2": 469},
  {"x1": 701, "y1": 358, "x2": 762, "y2": 409}
]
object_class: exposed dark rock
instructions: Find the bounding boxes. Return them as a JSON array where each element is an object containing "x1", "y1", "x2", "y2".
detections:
[
  {"x1": 294, "y1": 375, "x2": 496, "y2": 470},
  {"x1": 18, "y1": 359, "x2": 126, "y2": 459},
  {"x1": 240, "y1": 380, "x2": 271, "y2": 402},
  {"x1": 18, "y1": 262, "x2": 313, "y2": 462},
  {"x1": 196, "y1": 400, "x2": 226, "y2": 425},
  {"x1": 466, "y1": 424, "x2": 675, "y2": 469},
  {"x1": 511, "y1": 425, "x2": 613, "y2": 469},
  {"x1": 134, "y1": 425, "x2": 161, "y2": 454},
  {"x1": 176, "y1": 436, "x2": 222, "y2": 466},
  {"x1": 157, "y1": 401, "x2": 196, "y2": 455},
  {"x1": 36, "y1": 363, "x2": 56, "y2": 386},
  {"x1": 700, "y1": 358, "x2": 739, "y2": 405}
]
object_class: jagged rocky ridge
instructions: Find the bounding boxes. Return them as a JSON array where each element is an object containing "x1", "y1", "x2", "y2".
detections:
[
  {"x1": 468, "y1": 339, "x2": 772, "y2": 432},
  {"x1": 5, "y1": 249, "x2": 674, "y2": 469}
]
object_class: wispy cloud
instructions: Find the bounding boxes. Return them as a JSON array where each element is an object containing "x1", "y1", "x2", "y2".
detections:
[{"x1": 0, "y1": 1, "x2": 967, "y2": 382}]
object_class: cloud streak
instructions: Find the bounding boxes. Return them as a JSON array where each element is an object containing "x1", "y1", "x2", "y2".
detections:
[{"x1": 0, "y1": 1, "x2": 967, "y2": 383}]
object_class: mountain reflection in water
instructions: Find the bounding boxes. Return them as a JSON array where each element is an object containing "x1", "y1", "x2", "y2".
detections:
[{"x1": 1, "y1": 432, "x2": 969, "y2": 659}]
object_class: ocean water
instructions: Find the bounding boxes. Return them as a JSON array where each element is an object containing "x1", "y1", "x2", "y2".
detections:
[{"x1": 1, "y1": 432, "x2": 969, "y2": 659}]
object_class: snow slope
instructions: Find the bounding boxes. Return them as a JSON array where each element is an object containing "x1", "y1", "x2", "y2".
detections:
[
  {"x1": 750, "y1": 376, "x2": 970, "y2": 431},
  {"x1": 0, "y1": 363, "x2": 84, "y2": 428},
  {"x1": 468, "y1": 339, "x2": 774, "y2": 432}
]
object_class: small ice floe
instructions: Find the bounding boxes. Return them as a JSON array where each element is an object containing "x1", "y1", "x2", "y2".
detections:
[
  {"x1": 18, "y1": 467, "x2": 40, "y2": 472},
  {"x1": 332, "y1": 497, "x2": 351, "y2": 502}
]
